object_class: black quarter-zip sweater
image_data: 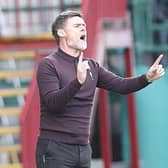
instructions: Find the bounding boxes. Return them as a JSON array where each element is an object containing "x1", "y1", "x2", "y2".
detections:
[{"x1": 37, "y1": 48, "x2": 149, "y2": 144}]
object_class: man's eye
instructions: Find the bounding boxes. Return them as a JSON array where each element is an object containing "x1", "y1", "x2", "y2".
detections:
[{"x1": 74, "y1": 25, "x2": 80, "y2": 27}]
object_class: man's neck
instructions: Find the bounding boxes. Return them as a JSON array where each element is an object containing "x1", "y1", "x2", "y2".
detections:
[{"x1": 59, "y1": 45, "x2": 80, "y2": 58}]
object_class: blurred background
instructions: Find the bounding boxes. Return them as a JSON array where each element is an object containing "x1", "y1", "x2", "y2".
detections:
[{"x1": 0, "y1": 0, "x2": 168, "y2": 168}]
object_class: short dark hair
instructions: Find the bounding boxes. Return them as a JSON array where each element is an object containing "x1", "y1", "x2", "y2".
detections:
[{"x1": 52, "y1": 10, "x2": 83, "y2": 44}]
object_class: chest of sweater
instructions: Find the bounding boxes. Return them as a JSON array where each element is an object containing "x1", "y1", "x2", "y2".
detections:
[{"x1": 53, "y1": 57, "x2": 97, "y2": 100}]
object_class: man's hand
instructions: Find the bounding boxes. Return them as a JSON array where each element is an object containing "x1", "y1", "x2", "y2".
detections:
[
  {"x1": 146, "y1": 54, "x2": 165, "y2": 82},
  {"x1": 77, "y1": 52, "x2": 90, "y2": 84}
]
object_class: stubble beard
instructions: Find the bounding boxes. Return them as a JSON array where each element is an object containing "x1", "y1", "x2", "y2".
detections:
[{"x1": 67, "y1": 39, "x2": 87, "y2": 51}]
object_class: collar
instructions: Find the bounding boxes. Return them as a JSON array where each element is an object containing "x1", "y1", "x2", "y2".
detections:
[{"x1": 57, "y1": 48, "x2": 79, "y2": 63}]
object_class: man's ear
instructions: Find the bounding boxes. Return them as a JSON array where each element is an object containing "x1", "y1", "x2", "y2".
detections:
[{"x1": 57, "y1": 29, "x2": 66, "y2": 37}]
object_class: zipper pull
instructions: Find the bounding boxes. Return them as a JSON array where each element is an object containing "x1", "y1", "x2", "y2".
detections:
[{"x1": 89, "y1": 71, "x2": 94, "y2": 80}]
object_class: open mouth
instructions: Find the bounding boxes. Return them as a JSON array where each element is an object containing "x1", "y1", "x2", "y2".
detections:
[{"x1": 80, "y1": 35, "x2": 86, "y2": 41}]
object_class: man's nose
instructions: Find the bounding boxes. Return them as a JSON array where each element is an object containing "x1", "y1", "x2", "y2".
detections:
[{"x1": 81, "y1": 26, "x2": 86, "y2": 31}]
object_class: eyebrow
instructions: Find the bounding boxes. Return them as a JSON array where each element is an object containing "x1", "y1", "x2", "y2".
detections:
[{"x1": 73, "y1": 23, "x2": 86, "y2": 27}]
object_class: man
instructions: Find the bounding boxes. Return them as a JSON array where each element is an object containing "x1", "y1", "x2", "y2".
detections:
[{"x1": 36, "y1": 10, "x2": 165, "y2": 168}]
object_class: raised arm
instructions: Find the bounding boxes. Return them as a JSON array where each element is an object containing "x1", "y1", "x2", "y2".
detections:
[{"x1": 97, "y1": 54, "x2": 165, "y2": 94}]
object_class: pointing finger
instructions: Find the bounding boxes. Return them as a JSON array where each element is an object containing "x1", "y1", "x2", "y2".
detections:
[
  {"x1": 153, "y1": 54, "x2": 163, "y2": 66},
  {"x1": 78, "y1": 52, "x2": 83, "y2": 63}
]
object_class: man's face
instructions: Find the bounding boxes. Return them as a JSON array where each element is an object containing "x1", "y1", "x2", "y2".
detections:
[{"x1": 63, "y1": 16, "x2": 87, "y2": 50}]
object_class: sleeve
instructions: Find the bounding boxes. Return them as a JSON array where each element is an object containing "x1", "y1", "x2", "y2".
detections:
[
  {"x1": 37, "y1": 58, "x2": 81, "y2": 112},
  {"x1": 97, "y1": 64, "x2": 149, "y2": 94}
]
